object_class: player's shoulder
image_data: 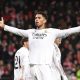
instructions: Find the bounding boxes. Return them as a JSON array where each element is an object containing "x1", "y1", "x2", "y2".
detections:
[
  {"x1": 25, "y1": 28, "x2": 37, "y2": 34},
  {"x1": 26, "y1": 28, "x2": 36, "y2": 32},
  {"x1": 15, "y1": 47, "x2": 29, "y2": 56},
  {"x1": 15, "y1": 47, "x2": 23, "y2": 55},
  {"x1": 47, "y1": 28, "x2": 60, "y2": 30},
  {"x1": 20, "y1": 47, "x2": 29, "y2": 54},
  {"x1": 18, "y1": 47, "x2": 28, "y2": 52},
  {"x1": 46, "y1": 28, "x2": 60, "y2": 33}
]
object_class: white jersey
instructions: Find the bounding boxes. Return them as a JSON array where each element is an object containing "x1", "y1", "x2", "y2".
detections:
[
  {"x1": 53, "y1": 43, "x2": 61, "y2": 64},
  {"x1": 4, "y1": 25, "x2": 80, "y2": 64},
  {"x1": 53, "y1": 43, "x2": 68, "y2": 80},
  {"x1": 14, "y1": 47, "x2": 31, "y2": 80}
]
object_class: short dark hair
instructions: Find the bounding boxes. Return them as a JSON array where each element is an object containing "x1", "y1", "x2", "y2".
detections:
[
  {"x1": 21, "y1": 37, "x2": 28, "y2": 45},
  {"x1": 35, "y1": 10, "x2": 48, "y2": 20}
]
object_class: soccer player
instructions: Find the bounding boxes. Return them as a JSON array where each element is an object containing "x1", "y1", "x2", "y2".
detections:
[
  {"x1": 14, "y1": 38, "x2": 32, "y2": 80},
  {"x1": 0, "y1": 11, "x2": 80, "y2": 80},
  {"x1": 54, "y1": 38, "x2": 68, "y2": 80}
]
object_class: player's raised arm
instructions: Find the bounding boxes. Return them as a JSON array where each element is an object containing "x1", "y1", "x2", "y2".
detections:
[
  {"x1": 56, "y1": 26, "x2": 80, "y2": 38},
  {"x1": 0, "y1": 17, "x2": 30, "y2": 37}
]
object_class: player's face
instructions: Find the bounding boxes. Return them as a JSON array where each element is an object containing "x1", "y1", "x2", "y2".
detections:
[
  {"x1": 55, "y1": 38, "x2": 62, "y2": 46},
  {"x1": 24, "y1": 41, "x2": 29, "y2": 48},
  {"x1": 35, "y1": 14, "x2": 46, "y2": 28}
]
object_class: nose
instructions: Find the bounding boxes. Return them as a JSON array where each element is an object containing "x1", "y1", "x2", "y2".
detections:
[
  {"x1": 35, "y1": 18, "x2": 39, "y2": 22},
  {"x1": 35, "y1": 17, "x2": 38, "y2": 20}
]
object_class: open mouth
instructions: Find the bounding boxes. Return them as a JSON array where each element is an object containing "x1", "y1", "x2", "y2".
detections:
[
  {"x1": 35, "y1": 22, "x2": 39, "y2": 25},
  {"x1": 36, "y1": 22, "x2": 39, "y2": 23}
]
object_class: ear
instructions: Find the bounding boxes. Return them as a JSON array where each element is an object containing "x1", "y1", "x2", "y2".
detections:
[{"x1": 44, "y1": 19, "x2": 47, "y2": 23}]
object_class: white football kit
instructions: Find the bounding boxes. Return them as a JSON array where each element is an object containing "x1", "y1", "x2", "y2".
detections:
[
  {"x1": 53, "y1": 43, "x2": 68, "y2": 80},
  {"x1": 4, "y1": 25, "x2": 80, "y2": 80},
  {"x1": 14, "y1": 47, "x2": 31, "y2": 80}
]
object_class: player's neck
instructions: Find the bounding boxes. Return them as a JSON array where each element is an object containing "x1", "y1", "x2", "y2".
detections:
[
  {"x1": 37, "y1": 25, "x2": 46, "y2": 29},
  {"x1": 56, "y1": 43, "x2": 59, "y2": 46},
  {"x1": 23, "y1": 45, "x2": 28, "y2": 48}
]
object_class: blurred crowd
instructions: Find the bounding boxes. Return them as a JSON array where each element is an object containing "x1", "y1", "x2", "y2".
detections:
[{"x1": 0, "y1": 0, "x2": 80, "y2": 80}]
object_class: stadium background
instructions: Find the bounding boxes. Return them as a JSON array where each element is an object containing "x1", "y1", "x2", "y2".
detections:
[{"x1": 0, "y1": 0, "x2": 80, "y2": 80}]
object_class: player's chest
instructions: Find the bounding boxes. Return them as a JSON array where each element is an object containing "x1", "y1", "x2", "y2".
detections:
[{"x1": 29, "y1": 30, "x2": 53, "y2": 40}]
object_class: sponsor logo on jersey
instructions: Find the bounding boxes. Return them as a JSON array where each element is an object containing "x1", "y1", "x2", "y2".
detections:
[{"x1": 32, "y1": 33, "x2": 47, "y2": 39}]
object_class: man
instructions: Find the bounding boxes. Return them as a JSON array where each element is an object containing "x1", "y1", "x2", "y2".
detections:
[
  {"x1": 14, "y1": 38, "x2": 32, "y2": 80},
  {"x1": 0, "y1": 11, "x2": 80, "y2": 80},
  {"x1": 54, "y1": 38, "x2": 68, "y2": 80}
]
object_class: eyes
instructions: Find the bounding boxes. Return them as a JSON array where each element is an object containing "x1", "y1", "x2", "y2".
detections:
[
  {"x1": 35, "y1": 15, "x2": 46, "y2": 22},
  {"x1": 35, "y1": 14, "x2": 44, "y2": 20},
  {"x1": 35, "y1": 17, "x2": 41, "y2": 20}
]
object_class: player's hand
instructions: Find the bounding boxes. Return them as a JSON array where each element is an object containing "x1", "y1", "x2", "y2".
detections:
[{"x1": 0, "y1": 17, "x2": 5, "y2": 28}]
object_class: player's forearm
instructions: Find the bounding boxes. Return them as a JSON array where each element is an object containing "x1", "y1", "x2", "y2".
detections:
[
  {"x1": 58, "y1": 26, "x2": 80, "y2": 38},
  {"x1": 54, "y1": 62, "x2": 68, "y2": 80},
  {"x1": 57, "y1": 63, "x2": 65, "y2": 76},
  {"x1": 55, "y1": 61, "x2": 65, "y2": 76},
  {"x1": 4, "y1": 25, "x2": 28, "y2": 37}
]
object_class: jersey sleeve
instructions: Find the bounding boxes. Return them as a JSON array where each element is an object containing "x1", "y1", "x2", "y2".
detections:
[
  {"x1": 56, "y1": 26, "x2": 80, "y2": 38},
  {"x1": 4, "y1": 25, "x2": 31, "y2": 37}
]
